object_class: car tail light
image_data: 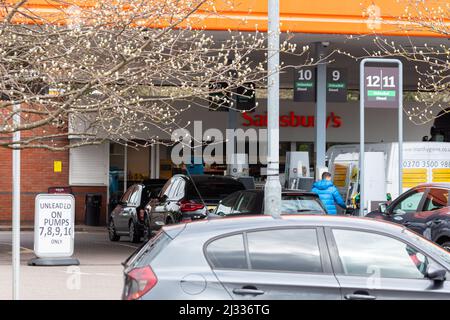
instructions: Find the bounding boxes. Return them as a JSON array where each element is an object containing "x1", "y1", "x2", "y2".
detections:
[
  {"x1": 179, "y1": 200, "x2": 204, "y2": 213},
  {"x1": 124, "y1": 266, "x2": 157, "y2": 300},
  {"x1": 138, "y1": 209, "x2": 145, "y2": 222}
]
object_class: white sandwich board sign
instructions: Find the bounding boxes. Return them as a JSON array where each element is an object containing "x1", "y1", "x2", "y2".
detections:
[{"x1": 33, "y1": 194, "x2": 76, "y2": 259}]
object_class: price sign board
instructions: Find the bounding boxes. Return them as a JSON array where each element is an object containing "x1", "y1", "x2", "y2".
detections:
[
  {"x1": 293, "y1": 67, "x2": 316, "y2": 102},
  {"x1": 359, "y1": 58, "x2": 403, "y2": 216},
  {"x1": 34, "y1": 194, "x2": 75, "y2": 258},
  {"x1": 363, "y1": 64, "x2": 400, "y2": 108},
  {"x1": 327, "y1": 68, "x2": 347, "y2": 102},
  {"x1": 236, "y1": 82, "x2": 256, "y2": 111},
  {"x1": 209, "y1": 81, "x2": 230, "y2": 111}
]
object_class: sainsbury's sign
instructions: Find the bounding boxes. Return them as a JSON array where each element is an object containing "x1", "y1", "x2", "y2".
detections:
[{"x1": 242, "y1": 111, "x2": 342, "y2": 128}]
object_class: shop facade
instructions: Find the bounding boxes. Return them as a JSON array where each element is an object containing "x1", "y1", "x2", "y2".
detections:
[{"x1": 0, "y1": 0, "x2": 445, "y2": 225}]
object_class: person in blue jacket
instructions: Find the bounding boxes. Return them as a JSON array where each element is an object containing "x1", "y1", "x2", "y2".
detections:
[{"x1": 311, "y1": 172, "x2": 346, "y2": 215}]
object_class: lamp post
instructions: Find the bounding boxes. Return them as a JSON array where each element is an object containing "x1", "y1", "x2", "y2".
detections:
[
  {"x1": 264, "y1": 0, "x2": 281, "y2": 217},
  {"x1": 12, "y1": 103, "x2": 21, "y2": 300}
]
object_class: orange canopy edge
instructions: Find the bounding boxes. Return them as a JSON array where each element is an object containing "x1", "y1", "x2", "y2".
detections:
[{"x1": 1, "y1": 0, "x2": 447, "y2": 37}]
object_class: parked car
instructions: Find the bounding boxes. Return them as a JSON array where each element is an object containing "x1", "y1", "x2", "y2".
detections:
[
  {"x1": 143, "y1": 174, "x2": 246, "y2": 237},
  {"x1": 122, "y1": 215, "x2": 450, "y2": 300},
  {"x1": 366, "y1": 183, "x2": 450, "y2": 250},
  {"x1": 108, "y1": 179, "x2": 167, "y2": 243},
  {"x1": 208, "y1": 189, "x2": 327, "y2": 218}
]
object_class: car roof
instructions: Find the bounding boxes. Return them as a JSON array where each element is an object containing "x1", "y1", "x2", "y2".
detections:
[
  {"x1": 174, "y1": 174, "x2": 242, "y2": 183},
  {"x1": 142, "y1": 179, "x2": 167, "y2": 186},
  {"x1": 414, "y1": 183, "x2": 450, "y2": 189},
  {"x1": 174, "y1": 214, "x2": 407, "y2": 239},
  {"x1": 224, "y1": 189, "x2": 317, "y2": 195}
]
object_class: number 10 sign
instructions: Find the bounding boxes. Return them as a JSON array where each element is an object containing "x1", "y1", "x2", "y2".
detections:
[{"x1": 363, "y1": 62, "x2": 401, "y2": 109}]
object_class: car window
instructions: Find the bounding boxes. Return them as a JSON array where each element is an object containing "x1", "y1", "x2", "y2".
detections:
[
  {"x1": 159, "y1": 179, "x2": 173, "y2": 199},
  {"x1": 188, "y1": 178, "x2": 245, "y2": 200},
  {"x1": 141, "y1": 185, "x2": 161, "y2": 207},
  {"x1": 120, "y1": 186, "x2": 134, "y2": 203},
  {"x1": 404, "y1": 229, "x2": 450, "y2": 266},
  {"x1": 281, "y1": 194, "x2": 326, "y2": 214},
  {"x1": 174, "y1": 179, "x2": 186, "y2": 200},
  {"x1": 168, "y1": 179, "x2": 181, "y2": 199},
  {"x1": 247, "y1": 229, "x2": 322, "y2": 273},
  {"x1": 423, "y1": 188, "x2": 449, "y2": 211},
  {"x1": 206, "y1": 234, "x2": 247, "y2": 269},
  {"x1": 128, "y1": 185, "x2": 141, "y2": 206},
  {"x1": 391, "y1": 189, "x2": 425, "y2": 215},
  {"x1": 233, "y1": 192, "x2": 257, "y2": 215},
  {"x1": 332, "y1": 229, "x2": 432, "y2": 279},
  {"x1": 215, "y1": 192, "x2": 241, "y2": 216}
]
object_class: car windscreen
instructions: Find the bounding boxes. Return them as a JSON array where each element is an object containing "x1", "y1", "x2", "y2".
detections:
[
  {"x1": 188, "y1": 179, "x2": 245, "y2": 201},
  {"x1": 142, "y1": 185, "x2": 164, "y2": 205},
  {"x1": 281, "y1": 194, "x2": 326, "y2": 214}
]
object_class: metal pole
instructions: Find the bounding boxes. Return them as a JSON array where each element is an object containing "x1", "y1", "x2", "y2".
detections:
[
  {"x1": 150, "y1": 144, "x2": 155, "y2": 179},
  {"x1": 359, "y1": 58, "x2": 403, "y2": 215},
  {"x1": 315, "y1": 43, "x2": 327, "y2": 178},
  {"x1": 124, "y1": 143, "x2": 128, "y2": 192},
  {"x1": 12, "y1": 103, "x2": 21, "y2": 300},
  {"x1": 264, "y1": 0, "x2": 281, "y2": 217},
  {"x1": 359, "y1": 61, "x2": 365, "y2": 217},
  {"x1": 398, "y1": 63, "x2": 403, "y2": 197},
  {"x1": 155, "y1": 143, "x2": 160, "y2": 179}
]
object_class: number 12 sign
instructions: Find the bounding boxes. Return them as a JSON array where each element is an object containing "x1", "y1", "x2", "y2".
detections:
[{"x1": 363, "y1": 64, "x2": 401, "y2": 108}]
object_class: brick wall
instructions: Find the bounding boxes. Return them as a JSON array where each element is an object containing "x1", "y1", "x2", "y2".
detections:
[
  {"x1": 0, "y1": 145, "x2": 69, "y2": 224},
  {"x1": 0, "y1": 146, "x2": 108, "y2": 226}
]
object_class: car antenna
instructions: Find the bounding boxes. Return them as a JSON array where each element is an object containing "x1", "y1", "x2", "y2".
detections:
[{"x1": 184, "y1": 162, "x2": 207, "y2": 208}]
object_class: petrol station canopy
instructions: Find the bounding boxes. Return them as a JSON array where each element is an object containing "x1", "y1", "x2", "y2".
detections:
[{"x1": 1, "y1": 0, "x2": 448, "y2": 37}]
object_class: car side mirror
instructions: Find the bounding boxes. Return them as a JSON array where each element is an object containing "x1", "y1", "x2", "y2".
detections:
[
  {"x1": 426, "y1": 265, "x2": 447, "y2": 282},
  {"x1": 378, "y1": 203, "x2": 388, "y2": 213}
]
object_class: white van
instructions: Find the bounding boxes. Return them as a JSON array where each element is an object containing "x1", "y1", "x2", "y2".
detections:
[{"x1": 326, "y1": 142, "x2": 450, "y2": 211}]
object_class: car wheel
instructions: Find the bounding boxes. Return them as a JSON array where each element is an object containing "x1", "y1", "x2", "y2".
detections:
[
  {"x1": 166, "y1": 218, "x2": 173, "y2": 225},
  {"x1": 129, "y1": 221, "x2": 140, "y2": 243},
  {"x1": 440, "y1": 241, "x2": 450, "y2": 252},
  {"x1": 108, "y1": 219, "x2": 120, "y2": 242}
]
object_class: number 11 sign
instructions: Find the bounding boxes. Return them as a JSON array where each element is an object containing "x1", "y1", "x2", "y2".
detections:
[{"x1": 364, "y1": 63, "x2": 400, "y2": 109}]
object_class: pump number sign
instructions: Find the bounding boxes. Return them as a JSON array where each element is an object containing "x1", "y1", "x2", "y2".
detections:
[{"x1": 363, "y1": 64, "x2": 400, "y2": 108}]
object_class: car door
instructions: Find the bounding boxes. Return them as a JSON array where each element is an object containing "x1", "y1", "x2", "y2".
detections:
[
  {"x1": 151, "y1": 177, "x2": 181, "y2": 226},
  {"x1": 120, "y1": 185, "x2": 141, "y2": 229},
  {"x1": 114, "y1": 186, "x2": 135, "y2": 232},
  {"x1": 420, "y1": 187, "x2": 450, "y2": 241},
  {"x1": 384, "y1": 187, "x2": 427, "y2": 232},
  {"x1": 150, "y1": 178, "x2": 176, "y2": 227},
  {"x1": 165, "y1": 178, "x2": 185, "y2": 222},
  {"x1": 206, "y1": 227, "x2": 341, "y2": 300},
  {"x1": 325, "y1": 227, "x2": 450, "y2": 299}
]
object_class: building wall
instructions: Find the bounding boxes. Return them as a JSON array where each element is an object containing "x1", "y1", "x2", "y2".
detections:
[
  {"x1": 0, "y1": 145, "x2": 69, "y2": 225},
  {"x1": 0, "y1": 145, "x2": 108, "y2": 225}
]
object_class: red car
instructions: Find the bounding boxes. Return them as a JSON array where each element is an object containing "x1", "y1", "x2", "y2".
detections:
[{"x1": 366, "y1": 183, "x2": 450, "y2": 250}]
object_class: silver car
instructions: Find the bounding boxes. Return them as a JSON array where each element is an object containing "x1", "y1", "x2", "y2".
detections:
[{"x1": 122, "y1": 215, "x2": 450, "y2": 300}]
